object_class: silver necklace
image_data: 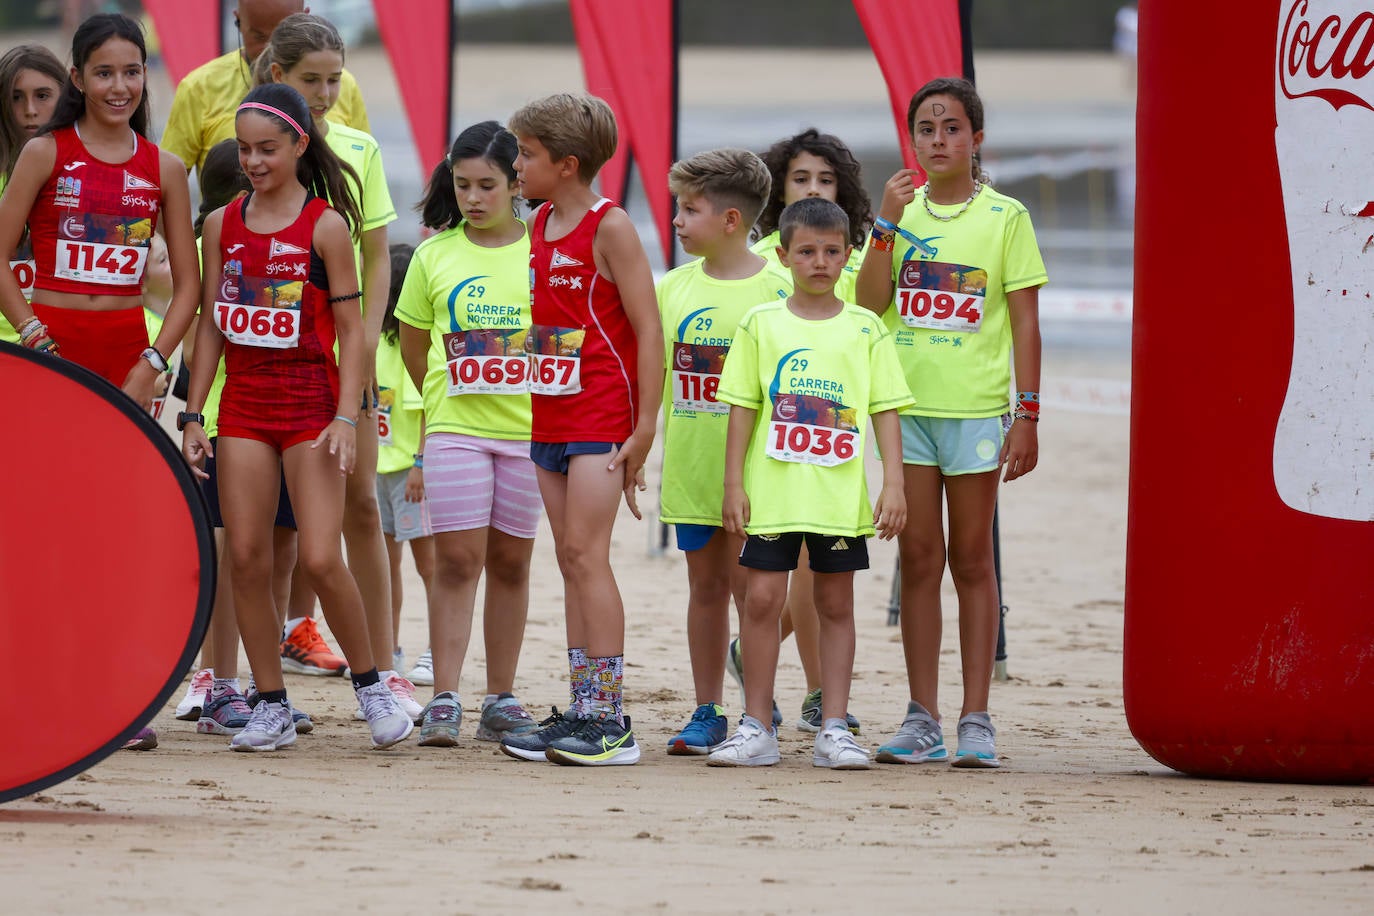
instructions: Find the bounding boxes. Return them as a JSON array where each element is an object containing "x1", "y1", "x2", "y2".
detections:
[{"x1": 921, "y1": 180, "x2": 983, "y2": 222}]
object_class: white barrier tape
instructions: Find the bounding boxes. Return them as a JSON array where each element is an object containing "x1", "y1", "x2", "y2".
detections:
[
  {"x1": 1046, "y1": 375, "x2": 1131, "y2": 415},
  {"x1": 1038, "y1": 288, "x2": 1133, "y2": 322}
]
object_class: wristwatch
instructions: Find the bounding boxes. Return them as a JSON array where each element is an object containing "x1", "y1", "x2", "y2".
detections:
[
  {"x1": 176, "y1": 411, "x2": 205, "y2": 431},
  {"x1": 141, "y1": 347, "x2": 169, "y2": 373}
]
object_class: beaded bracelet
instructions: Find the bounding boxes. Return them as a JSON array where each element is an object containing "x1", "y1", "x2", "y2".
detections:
[
  {"x1": 870, "y1": 227, "x2": 895, "y2": 253},
  {"x1": 1013, "y1": 410, "x2": 1039, "y2": 422},
  {"x1": 328, "y1": 290, "x2": 362, "y2": 304},
  {"x1": 333, "y1": 414, "x2": 357, "y2": 427}
]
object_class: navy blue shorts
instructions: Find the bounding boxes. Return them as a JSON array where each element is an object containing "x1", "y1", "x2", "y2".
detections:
[
  {"x1": 201, "y1": 437, "x2": 297, "y2": 530},
  {"x1": 529, "y1": 441, "x2": 618, "y2": 475}
]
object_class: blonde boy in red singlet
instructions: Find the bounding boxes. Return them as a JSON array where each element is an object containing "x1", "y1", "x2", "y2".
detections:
[{"x1": 497, "y1": 93, "x2": 662, "y2": 767}]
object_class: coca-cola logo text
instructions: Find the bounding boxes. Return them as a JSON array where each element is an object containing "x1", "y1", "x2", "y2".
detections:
[{"x1": 1280, "y1": 0, "x2": 1374, "y2": 111}]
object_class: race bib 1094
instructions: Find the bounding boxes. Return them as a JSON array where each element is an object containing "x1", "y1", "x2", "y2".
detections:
[{"x1": 896, "y1": 259, "x2": 988, "y2": 334}]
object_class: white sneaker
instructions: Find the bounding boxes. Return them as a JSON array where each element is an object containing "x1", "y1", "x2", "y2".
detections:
[
  {"x1": 353, "y1": 672, "x2": 425, "y2": 723},
  {"x1": 392, "y1": 646, "x2": 406, "y2": 674},
  {"x1": 813, "y1": 719, "x2": 871, "y2": 769},
  {"x1": 706, "y1": 715, "x2": 780, "y2": 767},
  {"x1": 406, "y1": 649, "x2": 434, "y2": 686},
  {"x1": 230, "y1": 700, "x2": 297, "y2": 752},
  {"x1": 356, "y1": 681, "x2": 414, "y2": 749},
  {"x1": 174, "y1": 668, "x2": 213, "y2": 720}
]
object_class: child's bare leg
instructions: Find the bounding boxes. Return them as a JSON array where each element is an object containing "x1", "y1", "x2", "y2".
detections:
[
  {"x1": 481, "y1": 530, "x2": 533, "y2": 695},
  {"x1": 411, "y1": 534, "x2": 435, "y2": 602},
  {"x1": 813, "y1": 569, "x2": 856, "y2": 722},
  {"x1": 385, "y1": 532, "x2": 404, "y2": 654},
  {"x1": 783, "y1": 556, "x2": 822, "y2": 690},
  {"x1": 282, "y1": 441, "x2": 375, "y2": 675},
  {"x1": 343, "y1": 413, "x2": 395, "y2": 669},
  {"x1": 741, "y1": 568, "x2": 787, "y2": 724},
  {"x1": 208, "y1": 529, "x2": 240, "y2": 677},
  {"x1": 684, "y1": 531, "x2": 743, "y2": 705},
  {"x1": 944, "y1": 470, "x2": 1001, "y2": 717},
  {"x1": 534, "y1": 466, "x2": 584, "y2": 650},
  {"x1": 217, "y1": 439, "x2": 289, "y2": 693},
  {"x1": 271, "y1": 526, "x2": 295, "y2": 630},
  {"x1": 427, "y1": 527, "x2": 486, "y2": 696},
  {"x1": 898, "y1": 464, "x2": 947, "y2": 718},
  {"x1": 547, "y1": 455, "x2": 625, "y2": 655}
]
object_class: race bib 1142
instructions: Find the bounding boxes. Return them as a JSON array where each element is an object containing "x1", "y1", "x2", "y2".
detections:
[{"x1": 54, "y1": 240, "x2": 147, "y2": 287}]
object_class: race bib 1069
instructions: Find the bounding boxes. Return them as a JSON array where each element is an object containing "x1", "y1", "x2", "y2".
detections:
[{"x1": 443, "y1": 328, "x2": 530, "y2": 396}]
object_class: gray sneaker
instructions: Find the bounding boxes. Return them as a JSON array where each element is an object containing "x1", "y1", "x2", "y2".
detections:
[
  {"x1": 952, "y1": 711, "x2": 999, "y2": 768},
  {"x1": 230, "y1": 700, "x2": 297, "y2": 752},
  {"x1": 476, "y1": 693, "x2": 537, "y2": 742},
  {"x1": 418, "y1": 691, "x2": 462, "y2": 747},
  {"x1": 876, "y1": 701, "x2": 948, "y2": 763}
]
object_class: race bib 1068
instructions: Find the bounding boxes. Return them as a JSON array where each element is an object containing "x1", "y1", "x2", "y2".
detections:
[
  {"x1": 764, "y1": 392, "x2": 859, "y2": 467},
  {"x1": 214, "y1": 300, "x2": 301, "y2": 349},
  {"x1": 896, "y1": 259, "x2": 988, "y2": 334},
  {"x1": 444, "y1": 328, "x2": 530, "y2": 396},
  {"x1": 526, "y1": 324, "x2": 584, "y2": 396}
]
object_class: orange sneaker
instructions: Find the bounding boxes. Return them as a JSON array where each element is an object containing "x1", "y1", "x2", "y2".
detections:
[{"x1": 280, "y1": 618, "x2": 347, "y2": 676}]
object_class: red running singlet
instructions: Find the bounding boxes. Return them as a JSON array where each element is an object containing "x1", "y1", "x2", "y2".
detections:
[
  {"x1": 527, "y1": 198, "x2": 638, "y2": 443},
  {"x1": 214, "y1": 194, "x2": 339, "y2": 441},
  {"x1": 29, "y1": 126, "x2": 162, "y2": 298}
]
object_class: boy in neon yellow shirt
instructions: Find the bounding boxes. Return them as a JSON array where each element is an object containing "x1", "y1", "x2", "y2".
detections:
[
  {"x1": 657, "y1": 148, "x2": 789, "y2": 755},
  {"x1": 713, "y1": 198, "x2": 912, "y2": 769}
]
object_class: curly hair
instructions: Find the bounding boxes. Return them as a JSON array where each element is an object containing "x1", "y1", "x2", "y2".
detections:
[{"x1": 754, "y1": 129, "x2": 871, "y2": 249}]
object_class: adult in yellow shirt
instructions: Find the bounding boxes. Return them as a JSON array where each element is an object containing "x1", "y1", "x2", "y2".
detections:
[{"x1": 160, "y1": 0, "x2": 370, "y2": 173}]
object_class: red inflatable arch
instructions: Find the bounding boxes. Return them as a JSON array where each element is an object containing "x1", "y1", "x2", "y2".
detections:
[
  {"x1": 0, "y1": 344, "x2": 214, "y2": 802},
  {"x1": 1125, "y1": 0, "x2": 1374, "y2": 783}
]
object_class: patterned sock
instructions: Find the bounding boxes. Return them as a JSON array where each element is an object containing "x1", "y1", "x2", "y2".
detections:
[
  {"x1": 568, "y1": 648, "x2": 590, "y2": 715},
  {"x1": 210, "y1": 677, "x2": 241, "y2": 699},
  {"x1": 588, "y1": 655, "x2": 625, "y2": 725}
]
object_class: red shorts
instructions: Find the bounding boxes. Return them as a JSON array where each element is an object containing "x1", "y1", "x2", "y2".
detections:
[
  {"x1": 217, "y1": 424, "x2": 324, "y2": 453},
  {"x1": 32, "y1": 302, "x2": 147, "y2": 388}
]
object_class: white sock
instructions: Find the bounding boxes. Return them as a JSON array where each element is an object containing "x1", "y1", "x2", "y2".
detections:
[
  {"x1": 483, "y1": 694, "x2": 499, "y2": 708},
  {"x1": 283, "y1": 616, "x2": 308, "y2": 637},
  {"x1": 380, "y1": 670, "x2": 397, "y2": 681}
]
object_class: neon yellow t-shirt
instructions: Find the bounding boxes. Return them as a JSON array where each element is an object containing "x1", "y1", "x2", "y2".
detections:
[
  {"x1": 324, "y1": 123, "x2": 396, "y2": 300},
  {"x1": 881, "y1": 185, "x2": 1047, "y2": 418},
  {"x1": 752, "y1": 230, "x2": 865, "y2": 304},
  {"x1": 0, "y1": 173, "x2": 27, "y2": 343},
  {"x1": 161, "y1": 50, "x2": 370, "y2": 171},
  {"x1": 191, "y1": 236, "x2": 228, "y2": 438},
  {"x1": 375, "y1": 331, "x2": 424, "y2": 473},
  {"x1": 657, "y1": 257, "x2": 790, "y2": 526},
  {"x1": 143, "y1": 306, "x2": 175, "y2": 420},
  {"x1": 717, "y1": 301, "x2": 913, "y2": 537},
  {"x1": 394, "y1": 223, "x2": 532, "y2": 440}
]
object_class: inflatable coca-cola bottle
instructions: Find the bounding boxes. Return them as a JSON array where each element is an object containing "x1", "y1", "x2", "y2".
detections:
[{"x1": 1125, "y1": 0, "x2": 1374, "y2": 783}]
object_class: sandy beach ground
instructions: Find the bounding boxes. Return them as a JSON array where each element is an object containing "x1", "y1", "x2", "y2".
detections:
[{"x1": 2, "y1": 39, "x2": 1371, "y2": 915}]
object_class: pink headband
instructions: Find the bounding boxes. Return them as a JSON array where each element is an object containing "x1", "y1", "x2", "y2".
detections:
[{"x1": 237, "y1": 101, "x2": 306, "y2": 138}]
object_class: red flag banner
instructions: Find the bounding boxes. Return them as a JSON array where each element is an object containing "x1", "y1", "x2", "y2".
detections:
[
  {"x1": 371, "y1": 0, "x2": 454, "y2": 175},
  {"x1": 142, "y1": 0, "x2": 221, "y2": 85},
  {"x1": 570, "y1": 0, "x2": 677, "y2": 265},
  {"x1": 852, "y1": 0, "x2": 967, "y2": 174},
  {"x1": 570, "y1": 11, "x2": 630, "y2": 206}
]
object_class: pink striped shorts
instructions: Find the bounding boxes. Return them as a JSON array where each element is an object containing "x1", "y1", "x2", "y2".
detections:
[{"x1": 422, "y1": 433, "x2": 542, "y2": 538}]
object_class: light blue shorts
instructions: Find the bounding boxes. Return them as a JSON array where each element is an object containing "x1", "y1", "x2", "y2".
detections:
[{"x1": 900, "y1": 414, "x2": 1010, "y2": 475}]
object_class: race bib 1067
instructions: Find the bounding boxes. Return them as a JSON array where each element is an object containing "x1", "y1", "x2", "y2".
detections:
[{"x1": 526, "y1": 324, "x2": 583, "y2": 396}]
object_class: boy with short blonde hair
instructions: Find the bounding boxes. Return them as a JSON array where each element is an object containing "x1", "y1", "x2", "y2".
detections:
[
  {"x1": 497, "y1": 93, "x2": 663, "y2": 766},
  {"x1": 658, "y1": 148, "x2": 791, "y2": 755}
]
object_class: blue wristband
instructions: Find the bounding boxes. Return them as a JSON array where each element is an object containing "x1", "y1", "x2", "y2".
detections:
[
  {"x1": 875, "y1": 217, "x2": 898, "y2": 232},
  {"x1": 333, "y1": 414, "x2": 357, "y2": 428}
]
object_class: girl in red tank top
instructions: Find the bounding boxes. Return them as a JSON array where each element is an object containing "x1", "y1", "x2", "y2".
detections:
[
  {"x1": 180, "y1": 83, "x2": 413, "y2": 753},
  {"x1": 0, "y1": 13, "x2": 199, "y2": 410}
]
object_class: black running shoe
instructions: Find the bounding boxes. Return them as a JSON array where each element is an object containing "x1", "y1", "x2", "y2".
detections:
[
  {"x1": 499, "y1": 706, "x2": 583, "y2": 761},
  {"x1": 545, "y1": 712, "x2": 640, "y2": 766}
]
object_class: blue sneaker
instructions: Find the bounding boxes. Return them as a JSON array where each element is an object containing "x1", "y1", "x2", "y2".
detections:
[
  {"x1": 197, "y1": 690, "x2": 253, "y2": 735},
  {"x1": 666, "y1": 703, "x2": 728, "y2": 755}
]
